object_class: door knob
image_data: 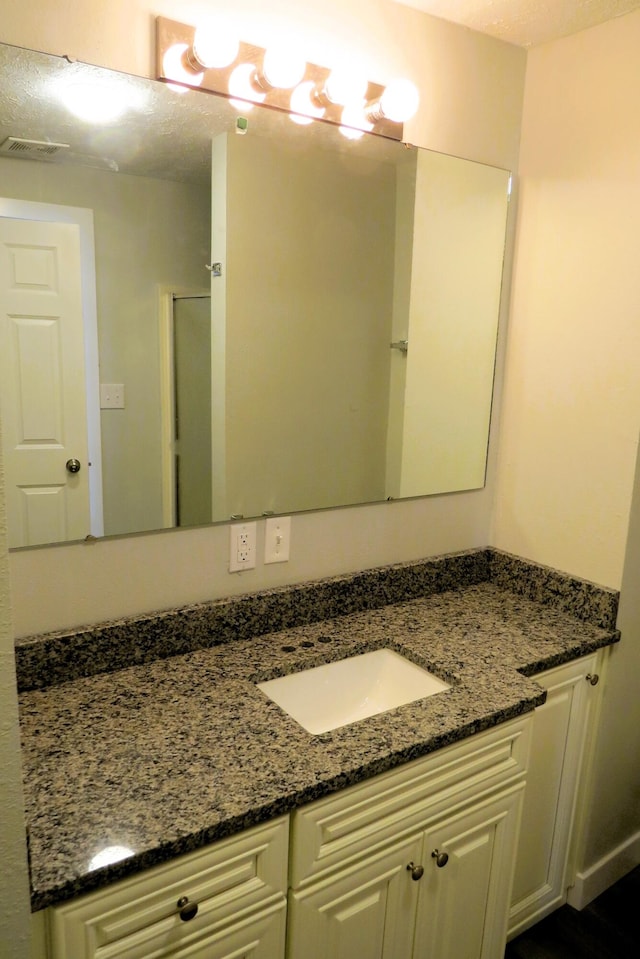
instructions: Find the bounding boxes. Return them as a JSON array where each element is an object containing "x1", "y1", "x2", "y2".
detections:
[
  {"x1": 66, "y1": 458, "x2": 81, "y2": 474},
  {"x1": 431, "y1": 849, "x2": 449, "y2": 868},
  {"x1": 585, "y1": 673, "x2": 599, "y2": 686},
  {"x1": 407, "y1": 861, "x2": 424, "y2": 881}
]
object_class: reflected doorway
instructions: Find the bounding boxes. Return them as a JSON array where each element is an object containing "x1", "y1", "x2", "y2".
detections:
[{"x1": 172, "y1": 293, "x2": 212, "y2": 527}]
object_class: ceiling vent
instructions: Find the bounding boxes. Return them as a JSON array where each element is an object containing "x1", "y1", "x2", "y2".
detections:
[{"x1": 0, "y1": 136, "x2": 71, "y2": 160}]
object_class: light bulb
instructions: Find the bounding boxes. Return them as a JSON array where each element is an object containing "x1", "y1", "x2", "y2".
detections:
[
  {"x1": 228, "y1": 63, "x2": 266, "y2": 111},
  {"x1": 162, "y1": 43, "x2": 204, "y2": 93},
  {"x1": 379, "y1": 79, "x2": 420, "y2": 122},
  {"x1": 289, "y1": 81, "x2": 325, "y2": 125},
  {"x1": 324, "y1": 68, "x2": 368, "y2": 107},
  {"x1": 261, "y1": 46, "x2": 306, "y2": 89},
  {"x1": 339, "y1": 103, "x2": 373, "y2": 140},
  {"x1": 192, "y1": 25, "x2": 239, "y2": 69}
]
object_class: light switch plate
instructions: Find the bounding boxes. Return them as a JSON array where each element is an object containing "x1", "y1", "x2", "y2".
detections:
[
  {"x1": 100, "y1": 383, "x2": 125, "y2": 409},
  {"x1": 264, "y1": 516, "x2": 291, "y2": 564}
]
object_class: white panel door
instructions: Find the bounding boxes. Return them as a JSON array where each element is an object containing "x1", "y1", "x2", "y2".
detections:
[
  {"x1": 288, "y1": 834, "x2": 422, "y2": 959},
  {"x1": 414, "y1": 786, "x2": 524, "y2": 959},
  {"x1": 0, "y1": 217, "x2": 91, "y2": 547},
  {"x1": 508, "y1": 654, "x2": 599, "y2": 936}
]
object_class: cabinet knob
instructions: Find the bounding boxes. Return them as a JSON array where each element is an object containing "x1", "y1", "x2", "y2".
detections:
[
  {"x1": 177, "y1": 896, "x2": 199, "y2": 921},
  {"x1": 431, "y1": 849, "x2": 449, "y2": 868},
  {"x1": 406, "y1": 861, "x2": 424, "y2": 881},
  {"x1": 585, "y1": 673, "x2": 599, "y2": 686}
]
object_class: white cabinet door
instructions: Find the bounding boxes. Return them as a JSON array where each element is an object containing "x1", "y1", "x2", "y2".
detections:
[
  {"x1": 414, "y1": 785, "x2": 524, "y2": 959},
  {"x1": 287, "y1": 834, "x2": 423, "y2": 959},
  {"x1": 508, "y1": 653, "x2": 600, "y2": 937}
]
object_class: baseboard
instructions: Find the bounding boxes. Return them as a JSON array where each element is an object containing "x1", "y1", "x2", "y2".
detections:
[{"x1": 567, "y1": 831, "x2": 640, "y2": 909}]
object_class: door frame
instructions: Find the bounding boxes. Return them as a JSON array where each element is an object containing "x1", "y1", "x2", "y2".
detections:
[
  {"x1": 0, "y1": 197, "x2": 104, "y2": 538},
  {"x1": 157, "y1": 285, "x2": 210, "y2": 529}
]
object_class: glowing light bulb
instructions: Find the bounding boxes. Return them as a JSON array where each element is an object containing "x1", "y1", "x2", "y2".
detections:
[
  {"x1": 262, "y1": 46, "x2": 306, "y2": 89},
  {"x1": 379, "y1": 79, "x2": 420, "y2": 122},
  {"x1": 192, "y1": 25, "x2": 239, "y2": 69},
  {"x1": 162, "y1": 43, "x2": 204, "y2": 93},
  {"x1": 289, "y1": 81, "x2": 325, "y2": 125},
  {"x1": 339, "y1": 103, "x2": 373, "y2": 140},
  {"x1": 324, "y1": 68, "x2": 368, "y2": 107},
  {"x1": 228, "y1": 63, "x2": 266, "y2": 111}
]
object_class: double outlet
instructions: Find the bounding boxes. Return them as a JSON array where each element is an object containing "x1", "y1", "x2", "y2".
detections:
[{"x1": 229, "y1": 517, "x2": 291, "y2": 573}]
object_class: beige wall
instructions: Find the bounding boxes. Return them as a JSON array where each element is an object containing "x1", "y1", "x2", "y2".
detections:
[
  {"x1": 492, "y1": 13, "x2": 640, "y2": 590},
  {"x1": 0, "y1": 156, "x2": 210, "y2": 537},
  {"x1": 492, "y1": 12, "x2": 640, "y2": 879}
]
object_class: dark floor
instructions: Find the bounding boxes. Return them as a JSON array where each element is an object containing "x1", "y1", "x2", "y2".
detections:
[{"x1": 505, "y1": 866, "x2": 640, "y2": 959}]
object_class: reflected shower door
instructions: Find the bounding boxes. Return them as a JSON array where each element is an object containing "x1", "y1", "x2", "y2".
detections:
[{"x1": 173, "y1": 294, "x2": 212, "y2": 527}]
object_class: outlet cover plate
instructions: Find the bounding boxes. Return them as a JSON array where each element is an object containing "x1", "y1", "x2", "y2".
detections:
[{"x1": 229, "y1": 522, "x2": 257, "y2": 573}]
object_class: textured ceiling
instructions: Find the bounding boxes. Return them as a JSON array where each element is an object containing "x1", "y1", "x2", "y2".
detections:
[{"x1": 393, "y1": 0, "x2": 640, "y2": 46}]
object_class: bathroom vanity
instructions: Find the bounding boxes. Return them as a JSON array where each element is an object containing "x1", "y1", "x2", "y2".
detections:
[{"x1": 19, "y1": 549, "x2": 618, "y2": 958}]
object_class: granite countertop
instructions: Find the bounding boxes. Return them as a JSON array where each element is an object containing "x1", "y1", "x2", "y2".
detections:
[{"x1": 19, "y1": 575, "x2": 619, "y2": 912}]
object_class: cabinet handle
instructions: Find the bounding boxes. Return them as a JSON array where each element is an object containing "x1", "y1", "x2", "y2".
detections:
[
  {"x1": 431, "y1": 849, "x2": 449, "y2": 868},
  {"x1": 177, "y1": 896, "x2": 199, "y2": 921},
  {"x1": 406, "y1": 861, "x2": 424, "y2": 880},
  {"x1": 586, "y1": 673, "x2": 599, "y2": 686}
]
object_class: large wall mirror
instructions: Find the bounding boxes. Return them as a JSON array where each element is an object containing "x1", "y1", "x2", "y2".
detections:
[{"x1": 0, "y1": 41, "x2": 511, "y2": 550}]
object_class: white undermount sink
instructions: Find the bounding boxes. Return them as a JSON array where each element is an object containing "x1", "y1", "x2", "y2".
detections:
[{"x1": 257, "y1": 648, "x2": 450, "y2": 735}]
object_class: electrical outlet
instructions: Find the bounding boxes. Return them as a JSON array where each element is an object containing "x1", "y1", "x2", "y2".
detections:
[
  {"x1": 264, "y1": 516, "x2": 291, "y2": 564},
  {"x1": 229, "y1": 522, "x2": 257, "y2": 572}
]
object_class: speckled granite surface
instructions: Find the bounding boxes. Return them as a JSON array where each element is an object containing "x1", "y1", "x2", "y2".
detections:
[
  {"x1": 487, "y1": 549, "x2": 619, "y2": 629},
  {"x1": 14, "y1": 548, "x2": 618, "y2": 693},
  {"x1": 19, "y1": 571, "x2": 619, "y2": 912}
]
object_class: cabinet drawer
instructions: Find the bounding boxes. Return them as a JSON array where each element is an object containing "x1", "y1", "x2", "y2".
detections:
[
  {"x1": 290, "y1": 717, "x2": 531, "y2": 886},
  {"x1": 48, "y1": 816, "x2": 288, "y2": 959}
]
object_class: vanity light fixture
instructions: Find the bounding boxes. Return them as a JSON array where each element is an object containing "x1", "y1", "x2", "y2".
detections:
[
  {"x1": 163, "y1": 42, "x2": 204, "y2": 94},
  {"x1": 364, "y1": 78, "x2": 421, "y2": 124},
  {"x1": 189, "y1": 24, "x2": 239, "y2": 70},
  {"x1": 228, "y1": 63, "x2": 266, "y2": 111},
  {"x1": 316, "y1": 67, "x2": 369, "y2": 108},
  {"x1": 290, "y1": 81, "x2": 326, "y2": 125},
  {"x1": 156, "y1": 16, "x2": 418, "y2": 141},
  {"x1": 339, "y1": 103, "x2": 374, "y2": 140},
  {"x1": 258, "y1": 46, "x2": 307, "y2": 91}
]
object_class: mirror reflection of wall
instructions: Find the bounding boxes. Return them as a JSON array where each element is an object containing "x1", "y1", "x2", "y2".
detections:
[
  {"x1": 391, "y1": 150, "x2": 510, "y2": 498},
  {"x1": 0, "y1": 41, "x2": 511, "y2": 550},
  {"x1": 211, "y1": 132, "x2": 400, "y2": 522}
]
